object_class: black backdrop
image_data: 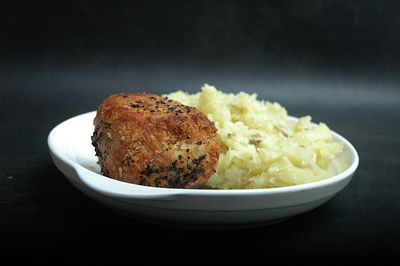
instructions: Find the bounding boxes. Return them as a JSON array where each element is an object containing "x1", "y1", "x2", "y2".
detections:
[
  {"x1": 2, "y1": 1, "x2": 400, "y2": 68},
  {"x1": 1, "y1": 1, "x2": 399, "y2": 264}
]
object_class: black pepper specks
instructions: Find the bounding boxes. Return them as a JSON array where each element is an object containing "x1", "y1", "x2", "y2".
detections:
[
  {"x1": 192, "y1": 154, "x2": 206, "y2": 165},
  {"x1": 136, "y1": 153, "x2": 209, "y2": 188},
  {"x1": 126, "y1": 94, "x2": 196, "y2": 117}
]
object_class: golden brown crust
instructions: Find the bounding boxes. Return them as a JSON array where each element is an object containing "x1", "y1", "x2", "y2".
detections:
[{"x1": 91, "y1": 93, "x2": 220, "y2": 188}]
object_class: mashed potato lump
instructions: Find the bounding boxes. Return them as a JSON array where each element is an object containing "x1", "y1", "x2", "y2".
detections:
[{"x1": 166, "y1": 84, "x2": 343, "y2": 189}]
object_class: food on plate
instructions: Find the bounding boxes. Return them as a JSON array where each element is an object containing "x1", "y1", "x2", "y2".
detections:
[
  {"x1": 91, "y1": 93, "x2": 220, "y2": 188},
  {"x1": 92, "y1": 84, "x2": 343, "y2": 190},
  {"x1": 167, "y1": 84, "x2": 343, "y2": 189}
]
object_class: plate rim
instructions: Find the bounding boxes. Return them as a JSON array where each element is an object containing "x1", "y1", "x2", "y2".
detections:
[{"x1": 48, "y1": 110, "x2": 359, "y2": 198}]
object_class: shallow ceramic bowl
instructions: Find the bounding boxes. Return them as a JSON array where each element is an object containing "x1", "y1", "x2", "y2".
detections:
[{"x1": 48, "y1": 111, "x2": 359, "y2": 229}]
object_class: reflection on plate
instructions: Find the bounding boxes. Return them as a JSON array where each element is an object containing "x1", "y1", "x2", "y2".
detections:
[{"x1": 48, "y1": 111, "x2": 358, "y2": 229}]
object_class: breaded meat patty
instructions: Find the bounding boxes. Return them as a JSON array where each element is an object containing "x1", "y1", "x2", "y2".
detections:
[{"x1": 91, "y1": 93, "x2": 220, "y2": 188}]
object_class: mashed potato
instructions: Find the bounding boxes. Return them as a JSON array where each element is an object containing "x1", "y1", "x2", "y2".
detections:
[{"x1": 166, "y1": 84, "x2": 343, "y2": 189}]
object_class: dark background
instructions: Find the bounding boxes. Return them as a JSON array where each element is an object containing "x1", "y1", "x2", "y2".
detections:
[{"x1": 1, "y1": 0, "x2": 399, "y2": 264}]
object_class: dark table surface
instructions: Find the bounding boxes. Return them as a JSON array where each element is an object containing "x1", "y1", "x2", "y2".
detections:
[{"x1": 1, "y1": 1, "x2": 399, "y2": 264}]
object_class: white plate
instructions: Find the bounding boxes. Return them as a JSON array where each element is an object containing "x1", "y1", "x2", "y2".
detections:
[{"x1": 48, "y1": 111, "x2": 359, "y2": 229}]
